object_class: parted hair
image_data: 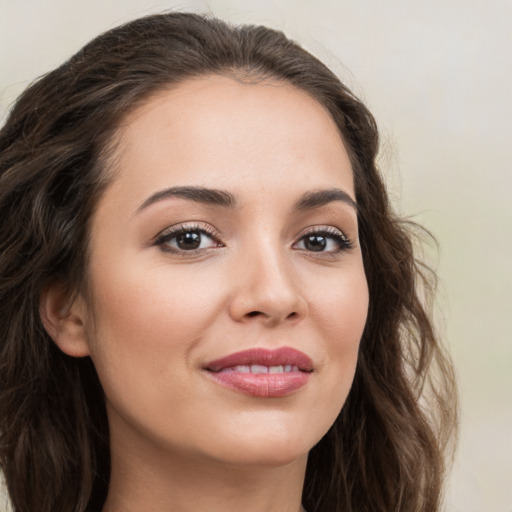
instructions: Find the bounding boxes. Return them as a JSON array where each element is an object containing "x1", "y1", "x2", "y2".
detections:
[{"x1": 0, "y1": 12, "x2": 457, "y2": 512}]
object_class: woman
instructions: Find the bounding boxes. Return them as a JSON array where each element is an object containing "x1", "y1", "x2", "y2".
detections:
[{"x1": 0, "y1": 12, "x2": 457, "y2": 512}]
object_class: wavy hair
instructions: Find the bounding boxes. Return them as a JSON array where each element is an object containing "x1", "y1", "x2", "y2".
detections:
[{"x1": 0, "y1": 12, "x2": 457, "y2": 512}]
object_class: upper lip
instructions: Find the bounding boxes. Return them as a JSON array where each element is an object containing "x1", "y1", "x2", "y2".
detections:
[{"x1": 204, "y1": 347, "x2": 314, "y2": 372}]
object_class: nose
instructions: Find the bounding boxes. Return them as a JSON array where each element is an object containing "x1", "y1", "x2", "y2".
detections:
[{"x1": 228, "y1": 244, "x2": 308, "y2": 327}]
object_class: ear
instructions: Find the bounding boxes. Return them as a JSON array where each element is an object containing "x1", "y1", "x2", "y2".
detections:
[{"x1": 40, "y1": 281, "x2": 91, "y2": 357}]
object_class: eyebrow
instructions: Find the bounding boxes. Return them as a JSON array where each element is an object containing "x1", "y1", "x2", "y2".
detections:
[
  {"x1": 293, "y1": 188, "x2": 357, "y2": 212},
  {"x1": 136, "y1": 185, "x2": 357, "y2": 213},
  {"x1": 136, "y1": 186, "x2": 237, "y2": 212}
]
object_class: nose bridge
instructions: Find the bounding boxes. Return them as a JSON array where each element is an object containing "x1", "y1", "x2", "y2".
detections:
[{"x1": 228, "y1": 231, "x2": 307, "y2": 325}]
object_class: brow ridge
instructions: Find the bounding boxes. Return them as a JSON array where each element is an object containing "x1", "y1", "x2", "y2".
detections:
[
  {"x1": 136, "y1": 185, "x2": 357, "y2": 213},
  {"x1": 137, "y1": 186, "x2": 238, "y2": 212},
  {"x1": 294, "y1": 188, "x2": 357, "y2": 211}
]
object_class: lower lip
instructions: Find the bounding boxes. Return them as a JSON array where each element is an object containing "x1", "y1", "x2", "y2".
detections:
[{"x1": 204, "y1": 370, "x2": 311, "y2": 398}]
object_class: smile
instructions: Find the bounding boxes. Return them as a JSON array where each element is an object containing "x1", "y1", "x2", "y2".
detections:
[
  {"x1": 203, "y1": 347, "x2": 313, "y2": 398},
  {"x1": 217, "y1": 364, "x2": 301, "y2": 374}
]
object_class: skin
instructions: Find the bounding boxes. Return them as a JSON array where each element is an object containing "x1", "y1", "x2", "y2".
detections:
[{"x1": 43, "y1": 76, "x2": 369, "y2": 512}]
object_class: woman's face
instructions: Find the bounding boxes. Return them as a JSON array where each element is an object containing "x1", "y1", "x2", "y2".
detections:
[{"x1": 77, "y1": 76, "x2": 368, "y2": 467}]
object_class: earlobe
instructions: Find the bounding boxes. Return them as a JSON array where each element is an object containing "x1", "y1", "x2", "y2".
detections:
[{"x1": 39, "y1": 281, "x2": 91, "y2": 358}]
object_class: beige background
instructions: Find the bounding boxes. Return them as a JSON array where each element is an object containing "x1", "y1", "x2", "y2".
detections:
[{"x1": 1, "y1": 0, "x2": 511, "y2": 510}]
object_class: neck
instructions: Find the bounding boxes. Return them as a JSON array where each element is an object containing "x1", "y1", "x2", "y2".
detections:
[{"x1": 102, "y1": 424, "x2": 308, "y2": 512}]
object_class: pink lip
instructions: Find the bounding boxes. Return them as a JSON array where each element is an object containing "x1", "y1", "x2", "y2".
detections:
[{"x1": 203, "y1": 347, "x2": 313, "y2": 398}]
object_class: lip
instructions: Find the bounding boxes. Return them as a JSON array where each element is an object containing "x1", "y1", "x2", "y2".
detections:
[
  {"x1": 204, "y1": 347, "x2": 313, "y2": 372},
  {"x1": 203, "y1": 347, "x2": 313, "y2": 398}
]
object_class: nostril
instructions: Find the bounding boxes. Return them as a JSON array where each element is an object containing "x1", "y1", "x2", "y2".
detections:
[{"x1": 245, "y1": 310, "x2": 298, "y2": 321}]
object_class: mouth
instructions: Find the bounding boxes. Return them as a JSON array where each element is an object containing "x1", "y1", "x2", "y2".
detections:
[{"x1": 203, "y1": 347, "x2": 313, "y2": 398}]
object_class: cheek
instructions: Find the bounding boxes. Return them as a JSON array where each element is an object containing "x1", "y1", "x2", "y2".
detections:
[
  {"x1": 306, "y1": 263, "x2": 368, "y2": 408},
  {"x1": 84, "y1": 261, "x2": 226, "y2": 398},
  {"x1": 308, "y1": 260, "x2": 368, "y2": 347},
  {"x1": 91, "y1": 259, "x2": 223, "y2": 335}
]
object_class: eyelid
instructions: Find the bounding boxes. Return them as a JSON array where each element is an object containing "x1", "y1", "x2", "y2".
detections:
[
  {"x1": 299, "y1": 225, "x2": 350, "y2": 240},
  {"x1": 294, "y1": 225, "x2": 354, "y2": 252},
  {"x1": 151, "y1": 222, "x2": 354, "y2": 256},
  {"x1": 153, "y1": 222, "x2": 223, "y2": 252}
]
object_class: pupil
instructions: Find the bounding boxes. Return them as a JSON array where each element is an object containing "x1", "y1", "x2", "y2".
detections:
[
  {"x1": 177, "y1": 231, "x2": 201, "y2": 250},
  {"x1": 305, "y1": 235, "x2": 326, "y2": 251}
]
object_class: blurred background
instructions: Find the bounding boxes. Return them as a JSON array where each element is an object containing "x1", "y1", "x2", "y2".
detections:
[{"x1": 1, "y1": 0, "x2": 510, "y2": 510}]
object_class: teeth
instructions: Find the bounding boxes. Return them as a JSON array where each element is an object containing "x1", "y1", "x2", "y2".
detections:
[
  {"x1": 233, "y1": 365, "x2": 250, "y2": 373},
  {"x1": 220, "y1": 364, "x2": 301, "y2": 373},
  {"x1": 250, "y1": 364, "x2": 268, "y2": 374}
]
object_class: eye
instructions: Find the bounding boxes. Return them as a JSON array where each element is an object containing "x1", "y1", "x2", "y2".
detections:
[
  {"x1": 294, "y1": 227, "x2": 353, "y2": 253},
  {"x1": 154, "y1": 224, "x2": 222, "y2": 253}
]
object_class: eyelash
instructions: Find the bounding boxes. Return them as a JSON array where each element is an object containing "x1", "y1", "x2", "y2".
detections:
[
  {"x1": 153, "y1": 223, "x2": 354, "y2": 256},
  {"x1": 153, "y1": 223, "x2": 222, "y2": 254},
  {"x1": 297, "y1": 226, "x2": 354, "y2": 253}
]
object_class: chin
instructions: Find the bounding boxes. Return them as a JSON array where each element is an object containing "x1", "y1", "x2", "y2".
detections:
[
  {"x1": 202, "y1": 423, "x2": 323, "y2": 468},
  {"x1": 214, "y1": 445, "x2": 309, "y2": 469}
]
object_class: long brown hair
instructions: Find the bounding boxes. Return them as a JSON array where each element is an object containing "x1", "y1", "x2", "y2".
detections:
[{"x1": 0, "y1": 12, "x2": 457, "y2": 512}]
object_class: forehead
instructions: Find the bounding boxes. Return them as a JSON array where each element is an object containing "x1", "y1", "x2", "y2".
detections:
[{"x1": 106, "y1": 75, "x2": 354, "y2": 208}]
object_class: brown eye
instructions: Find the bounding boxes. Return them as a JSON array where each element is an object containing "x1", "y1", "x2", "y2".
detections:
[
  {"x1": 303, "y1": 234, "x2": 328, "y2": 252},
  {"x1": 175, "y1": 231, "x2": 202, "y2": 250},
  {"x1": 294, "y1": 228, "x2": 352, "y2": 253},
  {"x1": 155, "y1": 226, "x2": 221, "y2": 253}
]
